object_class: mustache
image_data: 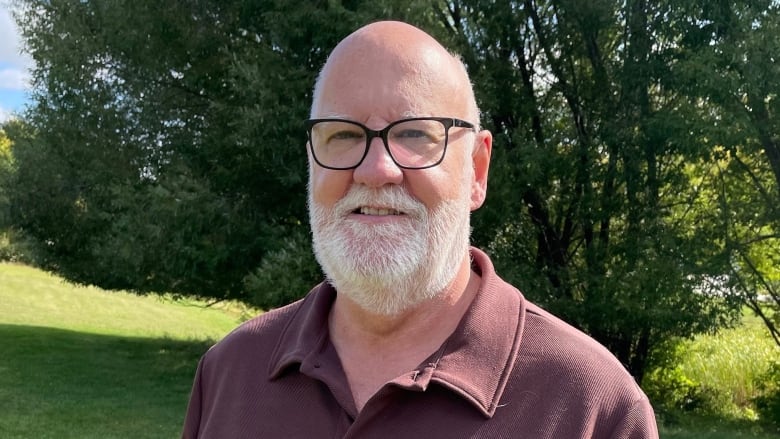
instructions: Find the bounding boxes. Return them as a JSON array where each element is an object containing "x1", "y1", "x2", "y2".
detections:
[{"x1": 331, "y1": 185, "x2": 426, "y2": 218}]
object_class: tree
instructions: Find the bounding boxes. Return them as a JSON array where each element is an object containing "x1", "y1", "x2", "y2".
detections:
[
  {"x1": 663, "y1": 0, "x2": 780, "y2": 345},
  {"x1": 434, "y1": 0, "x2": 743, "y2": 380},
  {"x1": 8, "y1": 0, "x2": 436, "y2": 301},
  {"x1": 0, "y1": 126, "x2": 13, "y2": 229}
]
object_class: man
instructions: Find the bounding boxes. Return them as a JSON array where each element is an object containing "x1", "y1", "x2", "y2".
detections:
[{"x1": 182, "y1": 21, "x2": 658, "y2": 438}]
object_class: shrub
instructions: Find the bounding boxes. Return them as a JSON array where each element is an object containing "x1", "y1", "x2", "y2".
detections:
[
  {"x1": 753, "y1": 360, "x2": 780, "y2": 427},
  {"x1": 644, "y1": 359, "x2": 699, "y2": 413},
  {"x1": 0, "y1": 228, "x2": 41, "y2": 264},
  {"x1": 644, "y1": 355, "x2": 731, "y2": 417},
  {"x1": 645, "y1": 316, "x2": 777, "y2": 422},
  {"x1": 243, "y1": 231, "x2": 322, "y2": 309}
]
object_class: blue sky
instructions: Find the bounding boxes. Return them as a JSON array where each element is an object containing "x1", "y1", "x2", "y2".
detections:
[{"x1": 0, "y1": 2, "x2": 33, "y2": 124}]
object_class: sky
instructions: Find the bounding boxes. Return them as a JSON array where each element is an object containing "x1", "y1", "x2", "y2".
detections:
[{"x1": 0, "y1": 1, "x2": 33, "y2": 124}]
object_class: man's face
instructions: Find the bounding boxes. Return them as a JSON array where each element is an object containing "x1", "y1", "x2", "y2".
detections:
[{"x1": 306, "y1": 31, "x2": 489, "y2": 315}]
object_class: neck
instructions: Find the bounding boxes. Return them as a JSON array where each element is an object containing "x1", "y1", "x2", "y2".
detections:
[
  {"x1": 327, "y1": 254, "x2": 480, "y2": 411},
  {"x1": 329, "y1": 253, "x2": 478, "y2": 343}
]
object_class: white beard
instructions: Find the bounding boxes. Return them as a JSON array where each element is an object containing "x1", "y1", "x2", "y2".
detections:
[{"x1": 308, "y1": 176, "x2": 472, "y2": 316}]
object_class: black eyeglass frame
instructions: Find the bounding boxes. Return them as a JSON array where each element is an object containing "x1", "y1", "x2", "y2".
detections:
[{"x1": 305, "y1": 117, "x2": 476, "y2": 170}]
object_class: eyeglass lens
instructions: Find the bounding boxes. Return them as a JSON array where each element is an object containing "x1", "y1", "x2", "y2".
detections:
[{"x1": 309, "y1": 119, "x2": 448, "y2": 169}]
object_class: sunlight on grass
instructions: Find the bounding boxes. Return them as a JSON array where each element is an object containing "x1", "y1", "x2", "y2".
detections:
[
  {"x1": 0, "y1": 262, "x2": 257, "y2": 438},
  {"x1": 0, "y1": 262, "x2": 252, "y2": 340}
]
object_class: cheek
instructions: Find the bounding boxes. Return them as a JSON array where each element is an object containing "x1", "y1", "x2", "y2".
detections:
[
  {"x1": 310, "y1": 168, "x2": 353, "y2": 207},
  {"x1": 403, "y1": 167, "x2": 465, "y2": 208}
]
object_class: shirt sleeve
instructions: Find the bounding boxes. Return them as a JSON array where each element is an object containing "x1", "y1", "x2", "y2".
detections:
[
  {"x1": 181, "y1": 357, "x2": 205, "y2": 439},
  {"x1": 608, "y1": 396, "x2": 659, "y2": 439}
]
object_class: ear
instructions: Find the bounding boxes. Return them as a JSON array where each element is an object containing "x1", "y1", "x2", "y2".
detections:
[{"x1": 470, "y1": 130, "x2": 492, "y2": 211}]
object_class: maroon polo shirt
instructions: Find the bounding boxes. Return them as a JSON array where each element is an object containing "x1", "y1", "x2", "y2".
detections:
[{"x1": 182, "y1": 247, "x2": 658, "y2": 438}]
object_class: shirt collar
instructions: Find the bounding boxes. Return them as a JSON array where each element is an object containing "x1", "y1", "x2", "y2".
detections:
[{"x1": 267, "y1": 247, "x2": 526, "y2": 418}]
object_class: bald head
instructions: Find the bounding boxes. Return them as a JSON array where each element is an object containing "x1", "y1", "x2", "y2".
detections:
[{"x1": 310, "y1": 21, "x2": 479, "y2": 127}]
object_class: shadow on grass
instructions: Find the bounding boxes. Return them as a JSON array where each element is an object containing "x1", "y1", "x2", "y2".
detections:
[
  {"x1": 0, "y1": 324, "x2": 215, "y2": 439},
  {"x1": 658, "y1": 413, "x2": 780, "y2": 439},
  {"x1": 654, "y1": 404, "x2": 780, "y2": 439}
]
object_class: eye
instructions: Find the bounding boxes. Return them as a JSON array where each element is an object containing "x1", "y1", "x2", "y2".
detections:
[
  {"x1": 389, "y1": 120, "x2": 444, "y2": 145},
  {"x1": 394, "y1": 129, "x2": 429, "y2": 139},
  {"x1": 329, "y1": 129, "x2": 364, "y2": 141},
  {"x1": 321, "y1": 124, "x2": 366, "y2": 145}
]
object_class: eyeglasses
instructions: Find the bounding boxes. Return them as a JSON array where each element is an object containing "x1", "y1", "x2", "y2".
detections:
[{"x1": 305, "y1": 117, "x2": 475, "y2": 170}]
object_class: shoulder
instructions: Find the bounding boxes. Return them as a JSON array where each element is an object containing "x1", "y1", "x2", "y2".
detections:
[
  {"x1": 500, "y1": 296, "x2": 657, "y2": 435},
  {"x1": 199, "y1": 299, "x2": 304, "y2": 370},
  {"x1": 514, "y1": 299, "x2": 649, "y2": 407},
  {"x1": 523, "y1": 301, "x2": 624, "y2": 367}
]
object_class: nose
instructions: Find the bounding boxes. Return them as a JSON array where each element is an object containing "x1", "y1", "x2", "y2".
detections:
[{"x1": 352, "y1": 136, "x2": 404, "y2": 187}]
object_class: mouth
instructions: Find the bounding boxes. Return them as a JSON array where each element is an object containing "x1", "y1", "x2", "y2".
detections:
[{"x1": 354, "y1": 206, "x2": 405, "y2": 216}]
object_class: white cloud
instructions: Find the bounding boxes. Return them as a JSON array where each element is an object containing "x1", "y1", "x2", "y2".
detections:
[
  {"x1": 0, "y1": 106, "x2": 11, "y2": 124},
  {"x1": 0, "y1": 1, "x2": 33, "y2": 115},
  {"x1": 0, "y1": 2, "x2": 34, "y2": 73},
  {"x1": 0, "y1": 67, "x2": 29, "y2": 90}
]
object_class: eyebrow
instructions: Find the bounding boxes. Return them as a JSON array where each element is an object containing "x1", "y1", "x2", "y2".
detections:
[
  {"x1": 311, "y1": 111, "x2": 426, "y2": 121},
  {"x1": 314, "y1": 112, "x2": 352, "y2": 119}
]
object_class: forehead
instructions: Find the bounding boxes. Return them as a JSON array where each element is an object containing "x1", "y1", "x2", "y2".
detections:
[{"x1": 313, "y1": 37, "x2": 466, "y2": 122}]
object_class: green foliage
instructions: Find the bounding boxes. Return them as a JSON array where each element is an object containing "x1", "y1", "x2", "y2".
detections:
[
  {"x1": 644, "y1": 311, "x2": 779, "y2": 426},
  {"x1": 243, "y1": 228, "x2": 323, "y2": 309},
  {"x1": 753, "y1": 360, "x2": 780, "y2": 427},
  {"x1": 664, "y1": 0, "x2": 780, "y2": 344},
  {"x1": 0, "y1": 124, "x2": 43, "y2": 264},
  {"x1": 439, "y1": 0, "x2": 749, "y2": 378},
  {"x1": 0, "y1": 228, "x2": 40, "y2": 264},
  {"x1": 6, "y1": 0, "x2": 439, "y2": 303},
  {"x1": 0, "y1": 126, "x2": 13, "y2": 229},
  {"x1": 643, "y1": 342, "x2": 703, "y2": 414}
]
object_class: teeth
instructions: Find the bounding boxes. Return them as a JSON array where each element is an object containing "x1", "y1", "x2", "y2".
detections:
[{"x1": 359, "y1": 207, "x2": 402, "y2": 216}]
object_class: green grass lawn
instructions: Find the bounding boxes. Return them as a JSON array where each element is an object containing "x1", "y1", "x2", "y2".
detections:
[
  {"x1": 2, "y1": 261, "x2": 778, "y2": 438},
  {"x1": 0, "y1": 262, "x2": 245, "y2": 439},
  {"x1": 659, "y1": 417, "x2": 780, "y2": 439}
]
